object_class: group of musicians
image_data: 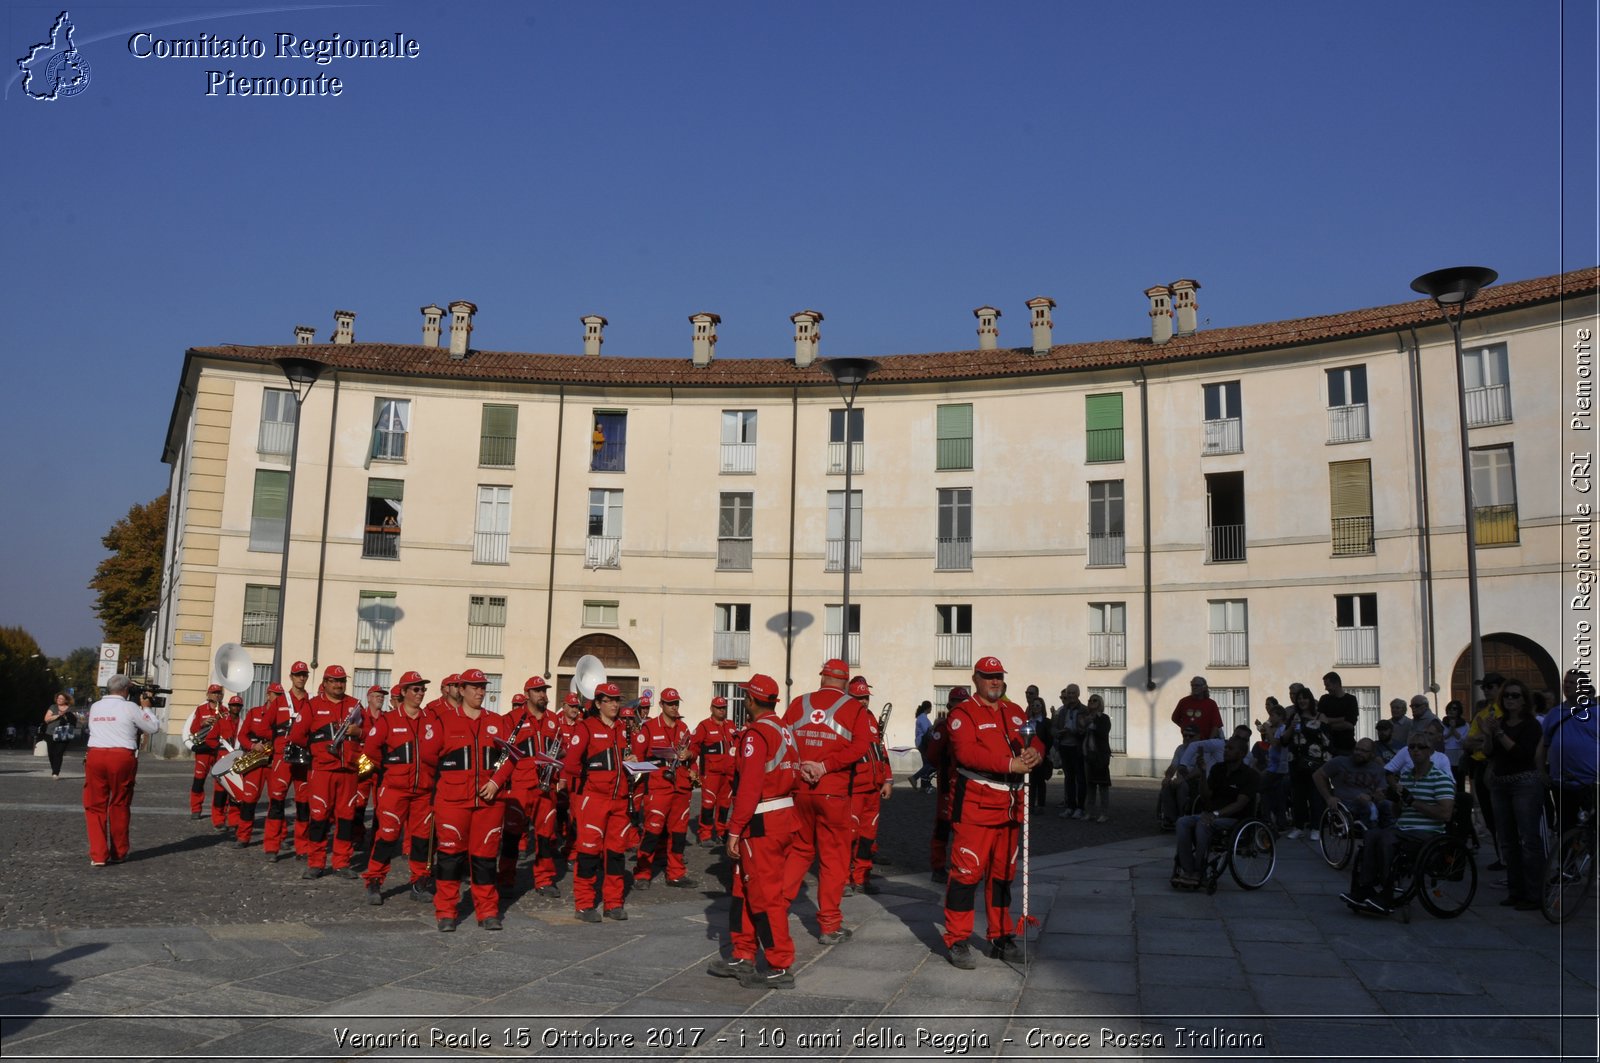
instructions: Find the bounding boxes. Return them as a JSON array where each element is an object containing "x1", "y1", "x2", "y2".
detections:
[{"x1": 184, "y1": 654, "x2": 1042, "y2": 985}]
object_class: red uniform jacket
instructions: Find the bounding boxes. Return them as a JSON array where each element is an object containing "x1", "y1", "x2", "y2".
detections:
[
  {"x1": 288, "y1": 694, "x2": 363, "y2": 773},
  {"x1": 782, "y1": 688, "x2": 873, "y2": 796},
  {"x1": 689, "y1": 717, "x2": 737, "y2": 776},
  {"x1": 562, "y1": 716, "x2": 631, "y2": 799},
  {"x1": 424, "y1": 708, "x2": 512, "y2": 809},
  {"x1": 189, "y1": 703, "x2": 224, "y2": 753},
  {"x1": 632, "y1": 716, "x2": 692, "y2": 795},
  {"x1": 493, "y1": 706, "x2": 563, "y2": 790},
  {"x1": 363, "y1": 707, "x2": 441, "y2": 794},
  {"x1": 211, "y1": 711, "x2": 239, "y2": 749},
  {"x1": 238, "y1": 704, "x2": 274, "y2": 751},
  {"x1": 856, "y1": 703, "x2": 891, "y2": 787},
  {"x1": 266, "y1": 690, "x2": 310, "y2": 754},
  {"x1": 946, "y1": 695, "x2": 1047, "y2": 822},
  {"x1": 727, "y1": 714, "x2": 800, "y2": 838}
]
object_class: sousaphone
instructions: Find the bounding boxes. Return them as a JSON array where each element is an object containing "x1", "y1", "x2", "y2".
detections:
[{"x1": 572, "y1": 655, "x2": 607, "y2": 704}]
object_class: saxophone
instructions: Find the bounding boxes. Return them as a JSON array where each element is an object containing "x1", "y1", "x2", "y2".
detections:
[{"x1": 186, "y1": 713, "x2": 218, "y2": 753}]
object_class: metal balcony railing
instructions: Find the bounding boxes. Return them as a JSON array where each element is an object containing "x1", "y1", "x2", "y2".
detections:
[
  {"x1": 1209, "y1": 631, "x2": 1248, "y2": 667},
  {"x1": 936, "y1": 536, "x2": 972, "y2": 571},
  {"x1": 822, "y1": 632, "x2": 860, "y2": 666},
  {"x1": 356, "y1": 624, "x2": 394, "y2": 653},
  {"x1": 474, "y1": 530, "x2": 509, "y2": 564},
  {"x1": 713, "y1": 630, "x2": 750, "y2": 665},
  {"x1": 257, "y1": 420, "x2": 293, "y2": 457},
  {"x1": 590, "y1": 441, "x2": 626, "y2": 472},
  {"x1": 1088, "y1": 631, "x2": 1126, "y2": 668},
  {"x1": 1336, "y1": 626, "x2": 1378, "y2": 666},
  {"x1": 1475, "y1": 503, "x2": 1519, "y2": 546},
  {"x1": 363, "y1": 526, "x2": 399, "y2": 560},
  {"x1": 1464, "y1": 384, "x2": 1512, "y2": 427},
  {"x1": 935, "y1": 632, "x2": 972, "y2": 668},
  {"x1": 936, "y1": 437, "x2": 973, "y2": 470},
  {"x1": 372, "y1": 430, "x2": 407, "y2": 461},
  {"x1": 586, "y1": 535, "x2": 621, "y2": 569},
  {"x1": 1202, "y1": 417, "x2": 1242, "y2": 455},
  {"x1": 1205, "y1": 523, "x2": 1246, "y2": 563},
  {"x1": 825, "y1": 537, "x2": 862, "y2": 572},
  {"x1": 717, "y1": 538, "x2": 753, "y2": 571},
  {"x1": 467, "y1": 624, "x2": 504, "y2": 657},
  {"x1": 1331, "y1": 516, "x2": 1374, "y2": 556},
  {"x1": 826, "y1": 441, "x2": 864, "y2": 475},
  {"x1": 241, "y1": 610, "x2": 278, "y2": 646},
  {"x1": 1087, "y1": 532, "x2": 1125, "y2": 567},
  {"x1": 479, "y1": 435, "x2": 516, "y2": 467},
  {"x1": 1327, "y1": 403, "x2": 1370, "y2": 444},
  {"x1": 1085, "y1": 428, "x2": 1124, "y2": 463},
  {"x1": 720, "y1": 442, "x2": 756, "y2": 474}
]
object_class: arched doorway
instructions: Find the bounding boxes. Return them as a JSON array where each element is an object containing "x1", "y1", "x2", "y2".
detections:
[
  {"x1": 1448, "y1": 632, "x2": 1560, "y2": 709},
  {"x1": 556, "y1": 634, "x2": 641, "y2": 702}
]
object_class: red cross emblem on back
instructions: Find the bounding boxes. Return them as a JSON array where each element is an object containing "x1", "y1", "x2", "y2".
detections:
[{"x1": 810, "y1": 709, "x2": 827, "y2": 725}]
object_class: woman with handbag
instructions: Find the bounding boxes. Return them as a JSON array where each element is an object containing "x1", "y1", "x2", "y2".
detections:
[{"x1": 43, "y1": 693, "x2": 77, "y2": 780}]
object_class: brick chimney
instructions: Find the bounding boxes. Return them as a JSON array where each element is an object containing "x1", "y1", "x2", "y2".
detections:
[
  {"x1": 1171, "y1": 279, "x2": 1201, "y2": 336},
  {"x1": 791, "y1": 309, "x2": 823, "y2": 367},
  {"x1": 1146, "y1": 285, "x2": 1172, "y2": 344},
  {"x1": 420, "y1": 304, "x2": 443, "y2": 348},
  {"x1": 1025, "y1": 297, "x2": 1055, "y2": 355},
  {"x1": 448, "y1": 300, "x2": 476, "y2": 359},
  {"x1": 581, "y1": 314, "x2": 607, "y2": 356},
  {"x1": 974, "y1": 306, "x2": 1001, "y2": 350},
  {"x1": 294, "y1": 325, "x2": 315, "y2": 346},
  {"x1": 332, "y1": 309, "x2": 355, "y2": 345},
  {"x1": 690, "y1": 312, "x2": 720, "y2": 366}
]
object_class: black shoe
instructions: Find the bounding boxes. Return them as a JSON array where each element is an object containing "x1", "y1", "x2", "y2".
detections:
[
  {"x1": 664, "y1": 876, "x2": 698, "y2": 889},
  {"x1": 234, "y1": 840, "x2": 251, "y2": 849},
  {"x1": 632, "y1": 877, "x2": 652, "y2": 890},
  {"x1": 366, "y1": 882, "x2": 383, "y2": 906},
  {"x1": 535, "y1": 884, "x2": 561, "y2": 898},
  {"x1": 480, "y1": 917, "x2": 503, "y2": 931},
  {"x1": 265, "y1": 850, "x2": 281, "y2": 862},
  {"x1": 410, "y1": 877, "x2": 434, "y2": 901},
  {"x1": 736, "y1": 966, "x2": 794, "y2": 990},
  {"x1": 436, "y1": 918, "x2": 456, "y2": 933},
  {"x1": 332, "y1": 866, "x2": 360, "y2": 880},
  {"x1": 1339, "y1": 890, "x2": 1368, "y2": 909},
  {"x1": 947, "y1": 941, "x2": 977, "y2": 970},
  {"x1": 1487, "y1": 860, "x2": 1506, "y2": 871},
  {"x1": 191, "y1": 812, "x2": 202, "y2": 820},
  {"x1": 841, "y1": 883, "x2": 856, "y2": 897},
  {"x1": 860, "y1": 880, "x2": 881, "y2": 895},
  {"x1": 702, "y1": 836, "x2": 722, "y2": 850},
  {"x1": 819, "y1": 927, "x2": 853, "y2": 945},
  {"x1": 707, "y1": 956, "x2": 754, "y2": 979},
  {"x1": 576, "y1": 907, "x2": 602, "y2": 923},
  {"x1": 604, "y1": 907, "x2": 628, "y2": 921},
  {"x1": 932, "y1": 869, "x2": 949, "y2": 884},
  {"x1": 990, "y1": 935, "x2": 1023, "y2": 962},
  {"x1": 301, "y1": 866, "x2": 324, "y2": 880}
]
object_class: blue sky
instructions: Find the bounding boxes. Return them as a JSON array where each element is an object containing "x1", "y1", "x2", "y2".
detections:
[{"x1": 2, "y1": 0, "x2": 1593, "y2": 656}]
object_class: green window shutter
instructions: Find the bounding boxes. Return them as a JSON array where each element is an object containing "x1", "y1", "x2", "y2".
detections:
[
  {"x1": 244, "y1": 585, "x2": 278, "y2": 614},
  {"x1": 480, "y1": 405, "x2": 518, "y2": 465},
  {"x1": 1085, "y1": 394, "x2": 1124, "y2": 462},
  {"x1": 253, "y1": 470, "x2": 288, "y2": 519},
  {"x1": 936, "y1": 403, "x2": 973, "y2": 470},
  {"x1": 1328, "y1": 461, "x2": 1371, "y2": 518},
  {"x1": 368, "y1": 478, "x2": 404, "y2": 500}
]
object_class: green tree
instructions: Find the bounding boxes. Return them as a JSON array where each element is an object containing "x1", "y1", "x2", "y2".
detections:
[
  {"x1": 0, "y1": 626, "x2": 55, "y2": 736},
  {"x1": 89, "y1": 491, "x2": 168, "y2": 659},
  {"x1": 56, "y1": 646, "x2": 98, "y2": 703}
]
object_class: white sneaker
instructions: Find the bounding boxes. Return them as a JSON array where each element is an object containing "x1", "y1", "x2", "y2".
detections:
[
  {"x1": 1309, "y1": 830, "x2": 1321, "y2": 841},
  {"x1": 1285, "y1": 829, "x2": 1304, "y2": 839}
]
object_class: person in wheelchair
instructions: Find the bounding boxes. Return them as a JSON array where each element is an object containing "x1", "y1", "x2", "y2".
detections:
[
  {"x1": 1172, "y1": 736, "x2": 1259, "y2": 889},
  {"x1": 1157, "y1": 725, "x2": 1202, "y2": 830},
  {"x1": 1313, "y1": 738, "x2": 1392, "y2": 831},
  {"x1": 1340, "y1": 738, "x2": 1455, "y2": 914}
]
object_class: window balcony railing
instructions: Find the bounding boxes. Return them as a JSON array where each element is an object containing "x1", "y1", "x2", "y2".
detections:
[
  {"x1": 1088, "y1": 631, "x2": 1126, "y2": 668},
  {"x1": 474, "y1": 529, "x2": 509, "y2": 564},
  {"x1": 1205, "y1": 523, "x2": 1246, "y2": 563},
  {"x1": 1475, "y1": 503, "x2": 1519, "y2": 546},
  {"x1": 822, "y1": 632, "x2": 860, "y2": 667},
  {"x1": 825, "y1": 537, "x2": 862, "y2": 572},
  {"x1": 1202, "y1": 417, "x2": 1242, "y2": 455},
  {"x1": 713, "y1": 630, "x2": 750, "y2": 666},
  {"x1": 1331, "y1": 516, "x2": 1375, "y2": 556},
  {"x1": 249, "y1": 517, "x2": 285, "y2": 553},
  {"x1": 241, "y1": 610, "x2": 278, "y2": 646},
  {"x1": 717, "y1": 537, "x2": 753, "y2": 571},
  {"x1": 590, "y1": 441, "x2": 626, "y2": 472},
  {"x1": 826, "y1": 441, "x2": 865, "y2": 475},
  {"x1": 1464, "y1": 384, "x2": 1512, "y2": 427},
  {"x1": 1336, "y1": 626, "x2": 1378, "y2": 666},
  {"x1": 1208, "y1": 631, "x2": 1249, "y2": 668},
  {"x1": 467, "y1": 624, "x2": 504, "y2": 658},
  {"x1": 586, "y1": 535, "x2": 621, "y2": 569},
  {"x1": 1085, "y1": 428, "x2": 1124, "y2": 463},
  {"x1": 356, "y1": 625, "x2": 394, "y2": 654},
  {"x1": 373, "y1": 430, "x2": 407, "y2": 461},
  {"x1": 479, "y1": 435, "x2": 516, "y2": 467},
  {"x1": 363, "y1": 525, "x2": 399, "y2": 560},
  {"x1": 1087, "y1": 532, "x2": 1125, "y2": 567},
  {"x1": 257, "y1": 420, "x2": 293, "y2": 457},
  {"x1": 936, "y1": 536, "x2": 972, "y2": 571},
  {"x1": 935, "y1": 632, "x2": 973, "y2": 668},
  {"x1": 1327, "y1": 403, "x2": 1370, "y2": 444},
  {"x1": 936, "y1": 437, "x2": 973, "y2": 471},
  {"x1": 720, "y1": 442, "x2": 756, "y2": 474}
]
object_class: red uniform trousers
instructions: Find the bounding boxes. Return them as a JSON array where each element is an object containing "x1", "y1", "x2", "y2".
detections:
[
  {"x1": 433, "y1": 799, "x2": 505, "y2": 922},
  {"x1": 848, "y1": 784, "x2": 882, "y2": 887},
  {"x1": 501, "y1": 783, "x2": 558, "y2": 889},
  {"x1": 363, "y1": 785, "x2": 433, "y2": 887},
  {"x1": 781, "y1": 789, "x2": 853, "y2": 935},
  {"x1": 231, "y1": 764, "x2": 269, "y2": 845},
  {"x1": 730, "y1": 805, "x2": 798, "y2": 969},
  {"x1": 930, "y1": 782, "x2": 954, "y2": 873},
  {"x1": 211, "y1": 769, "x2": 242, "y2": 830},
  {"x1": 84, "y1": 748, "x2": 138, "y2": 864},
  {"x1": 352, "y1": 775, "x2": 374, "y2": 848},
  {"x1": 698, "y1": 770, "x2": 733, "y2": 839},
  {"x1": 572, "y1": 792, "x2": 635, "y2": 911},
  {"x1": 942, "y1": 807, "x2": 1022, "y2": 947},
  {"x1": 263, "y1": 756, "x2": 311, "y2": 857},
  {"x1": 190, "y1": 750, "x2": 217, "y2": 816},
  {"x1": 633, "y1": 784, "x2": 693, "y2": 882},
  {"x1": 305, "y1": 767, "x2": 361, "y2": 871}
]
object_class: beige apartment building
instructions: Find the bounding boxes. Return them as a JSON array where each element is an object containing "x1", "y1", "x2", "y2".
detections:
[{"x1": 149, "y1": 270, "x2": 1596, "y2": 772}]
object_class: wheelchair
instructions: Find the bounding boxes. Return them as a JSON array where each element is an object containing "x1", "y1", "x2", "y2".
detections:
[
  {"x1": 1173, "y1": 807, "x2": 1277, "y2": 894},
  {"x1": 1320, "y1": 798, "x2": 1387, "y2": 870},
  {"x1": 1348, "y1": 793, "x2": 1478, "y2": 921}
]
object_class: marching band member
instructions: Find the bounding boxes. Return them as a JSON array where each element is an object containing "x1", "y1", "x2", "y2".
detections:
[
  {"x1": 556, "y1": 691, "x2": 583, "y2": 860},
  {"x1": 187, "y1": 684, "x2": 225, "y2": 820},
  {"x1": 388, "y1": 684, "x2": 404, "y2": 713},
  {"x1": 781, "y1": 659, "x2": 873, "y2": 945},
  {"x1": 287, "y1": 664, "x2": 365, "y2": 880},
  {"x1": 231, "y1": 692, "x2": 276, "y2": 848},
  {"x1": 350, "y1": 684, "x2": 388, "y2": 849},
  {"x1": 208, "y1": 695, "x2": 243, "y2": 831},
  {"x1": 690, "y1": 695, "x2": 737, "y2": 847},
  {"x1": 707, "y1": 673, "x2": 800, "y2": 990},
  {"x1": 845, "y1": 675, "x2": 892, "y2": 896},
  {"x1": 361, "y1": 671, "x2": 438, "y2": 905},
  {"x1": 924, "y1": 686, "x2": 965, "y2": 883},
  {"x1": 495, "y1": 676, "x2": 563, "y2": 897},
  {"x1": 630, "y1": 687, "x2": 698, "y2": 890},
  {"x1": 278, "y1": 663, "x2": 316, "y2": 859},
  {"x1": 562, "y1": 681, "x2": 635, "y2": 922},
  {"x1": 940, "y1": 656, "x2": 1046, "y2": 969},
  {"x1": 424, "y1": 669, "x2": 513, "y2": 931}
]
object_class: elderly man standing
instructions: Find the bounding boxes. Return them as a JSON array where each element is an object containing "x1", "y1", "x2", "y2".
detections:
[{"x1": 84, "y1": 676, "x2": 161, "y2": 866}]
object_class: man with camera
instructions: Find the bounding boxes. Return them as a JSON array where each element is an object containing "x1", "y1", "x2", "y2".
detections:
[{"x1": 84, "y1": 676, "x2": 161, "y2": 866}]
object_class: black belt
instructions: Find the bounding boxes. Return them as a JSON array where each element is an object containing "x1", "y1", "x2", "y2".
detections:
[
  {"x1": 438, "y1": 745, "x2": 506, "y2": 773},
  {"x1": 584, "y1": 750, "x2": 617, "y2": 772},
  {"x1": 701, "y1": 742, "x2": 724, "y2": 755}
]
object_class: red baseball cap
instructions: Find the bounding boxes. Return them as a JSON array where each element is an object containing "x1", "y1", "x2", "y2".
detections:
[
  {"x1": 848, "y1": 676, "x2": 872, "y2": 697},
  {"x1": 398, "y1": 670, "x2": 427, "y2": 687},
  {"x1": 524, "y1": 675, "x2": 549, "y2": 692},
  {"x1": 619, "y1": 704, "x2": 636, "y2": 718},
  {"x1": 267, "y1": 682, "x2": 285, "y2": 695},
  {"x1": 637, "y1": 694, "x2": 652, "y2": 708},
  {"x1": 511, "y1": 693, "x2": 528, "y2": 707},
  {"x1": 565, "y1": 692, "x2": 582, "y2": 707},
  {"x1": 742, "y1": 674, "x2": 780, "y2": 703},
  {"x1": 973, "y1": 656, "x2": 1005, "y2": 677},
  {"x1": 323, "y1": 664, "x2": 348, "y2": 680},
  {"x1": 820, "y1": 658, "x2": 850, "y2": 680},
  {"x1": 290, "y1": 661, "x2": 310, "y2": 675},
  {"x1": 947, "y1": 685, "x2": 971, "y2": 705},
  {"x1": 442, "y1": 673, "x2": 461, "y2": 687},
  {"x1": 206, "y1": 683, "x2": 223, "y2": 694},
  {"x1": 595, "y1": 682, "x2": 622, "y2": 698},
  {"x1": 659, "y1": 687, "x2": 681, "y2": 704},
  {"x1": 458, "y1": 668, "x2": 489, "y2": 686},
  {"x1": 228, "y1": 695, "x2": 243, "y2": 706},
  {"x1": 389, "y1": 685, "x2": 403, "y2": 698},
  {"x1": 710, "y1": 695, "x2": 728, "y2": 709},
  {"x1": 367, "y1": 685, "x2": 386, "y2": 695}
]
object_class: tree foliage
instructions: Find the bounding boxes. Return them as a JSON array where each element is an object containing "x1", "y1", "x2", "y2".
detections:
[
  {"x1": 89, "y1": 492, "x2": 169, "y2": 660},
  {"x1": 57, "y1": 646, "x2": 98, "y2": 700},
  {"x1": 0, "y1": 626, "x2": 54, "y2": 734}
]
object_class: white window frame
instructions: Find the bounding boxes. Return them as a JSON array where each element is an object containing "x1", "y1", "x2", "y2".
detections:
[
  {"x1": 1207, "y1": 599, "x2": 1248, "y2": 668},
  {"x1": 934, "y1": 604, "x2": 973, "y2": 668},
  {"x1": 1335, "y1": 593, "x2": 1378, "y2": 666},
  {"x1": 937, "y1": 488, "x2": 973, "y2": 570},
  {"x1": 713, "y1": 603, "x2": 751, "y2": 665},
  {"x1": 1088, "y1": 602, "x2": 1126, "y2": 668},
  {"x1": 1087, "y1": 480, "x2": 1125, "y2": 567},
  {"x1": 356, "y1": 590, "x2": 397, "y2": 654},
  {"x1": 468, "y1": 594, "x2": 507, "y2": 657},
  {"x1": 258, "y1": 388, "x2": 296, "y2": 458},
  {"x1": 372, "y1": 398, "x2": 410, "y2": 462},
  {"x1": 1088, "y1": 686, "x2": 1128, "y2": 755},
  {"x1": 583, "y1": 600, "x2": 619, "y2": 629},
  {"x1": 1462, "y1": 343, "x2": 1512, "y2": 426},
  {"x1": 824, "y1": 603, "x2": 861, "y2": 666},
  {"x1": 720, "y1": 409, "x2": 758, "y2": 474},
  {"x1": 826, "y1": 490, "x2": 862, "y2": 572},
  {"x1": 474, "y1": 485, "x2": 511, "y2": 564}
]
